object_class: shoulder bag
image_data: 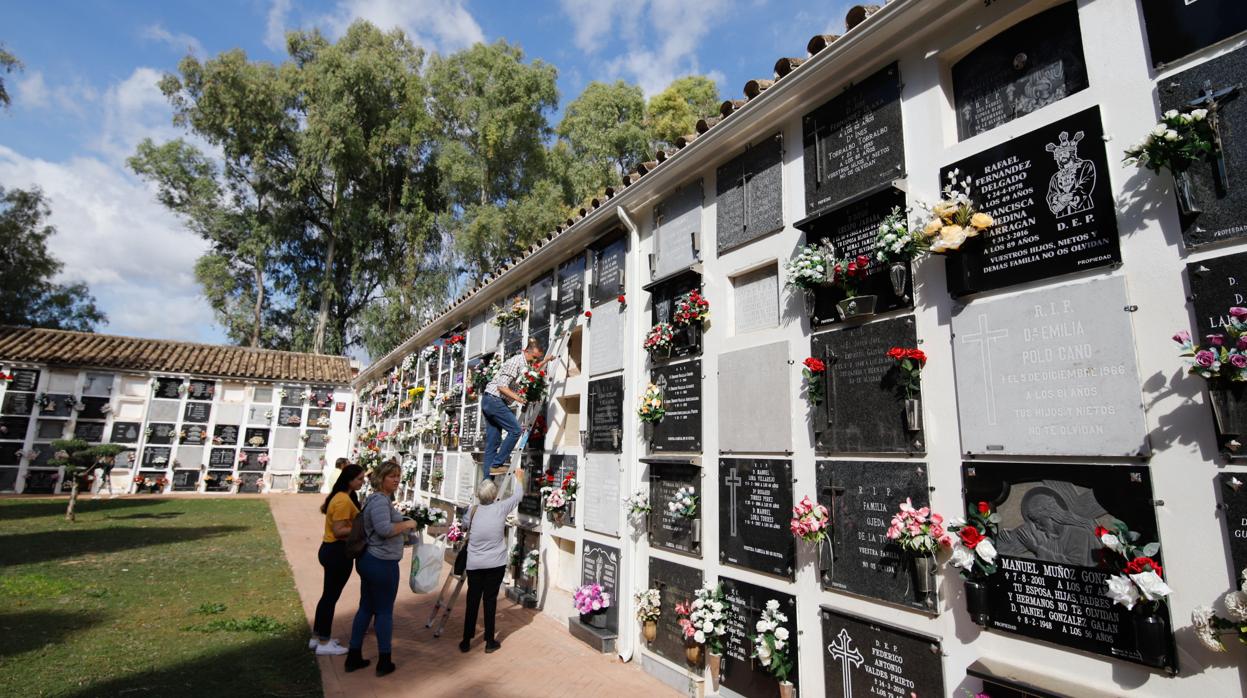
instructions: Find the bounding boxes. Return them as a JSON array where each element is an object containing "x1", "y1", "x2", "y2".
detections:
[
  {"x1": 344, "y1": 496, "x2": 372, "y2": 559},
  {"x1": 452, "y1": 504, "x2": 478, "y2": 576}
]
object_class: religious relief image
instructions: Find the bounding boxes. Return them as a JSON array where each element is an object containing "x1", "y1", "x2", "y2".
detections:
[
  {"x1": 994, "y1": 480, "x2": 1111, "y2": 567},
  {"x1": 1044, "y1": 131, "x2": 1096, "y2": 219}
]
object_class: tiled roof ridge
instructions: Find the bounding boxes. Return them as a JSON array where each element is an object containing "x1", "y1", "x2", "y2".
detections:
[{"x1": 0, "y1": 325, "x2": 346, "y2": 363}]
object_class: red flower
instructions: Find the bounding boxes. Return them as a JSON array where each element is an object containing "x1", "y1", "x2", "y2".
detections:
[
  {"x1": 855, "y1": 254, "x2": 870, "y2": 267},
  {"x1": 617, "y1": 295, "x2": 626, "y2": 303},
  {"x1": 977, "y1": 501, "x2": 990, "y2": 514},
  {"x1": 958, "y1": 526, "x2": 984, "y2": 549},
  {"x1": 585, "y1": 310, "x2": 592, "y2": 318},
  {"x1": 1094, "y1": 525, "x2": 1110, "y2": 538},
  {"x1": 906, "y1": 349, "x2": 927, "y2": 365},
  {"x1": 886, "y1": 347, "x2": 906, "y2": 360},
  {"x1": 1124, "y1": 557, "x2": 1162, "y2": 576},
  {"x1": 803, "y1": 357, "x2": 825, "y2": 373}
]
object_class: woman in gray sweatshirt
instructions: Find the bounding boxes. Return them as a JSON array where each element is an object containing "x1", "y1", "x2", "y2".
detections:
[
  {"x1": 459, "y1": 470, "x2": 524, "y2": 653},
  {"x1": 345, "y1": 460, "x2": 416, "y2": 676}
]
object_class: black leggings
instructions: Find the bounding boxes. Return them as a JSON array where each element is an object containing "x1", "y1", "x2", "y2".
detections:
[
  {"x1": 314, "y1": 541, "x2": 353, "y2": 639},
  {"x1": 463, "y1": 566, "x2": 506, "y2": 643}
]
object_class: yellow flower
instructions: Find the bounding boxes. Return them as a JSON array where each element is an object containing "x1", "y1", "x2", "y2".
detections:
[
  {"x1": 933, "y1": 202, "x2": 956, "y2": 220},
  {"x1": 922, "y1": 218, "x2": 942, "y2": 238},
  {"x1": 939, "y1": 225, "x2": 965, "y2": 242},
  {"x1": 970, "y1": 212, "x2": 993, "y2": 230}
]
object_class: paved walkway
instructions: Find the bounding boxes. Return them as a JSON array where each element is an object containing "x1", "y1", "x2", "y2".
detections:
[{"x1": 268, "y1": 495, "x2": 677, "y2": 698}]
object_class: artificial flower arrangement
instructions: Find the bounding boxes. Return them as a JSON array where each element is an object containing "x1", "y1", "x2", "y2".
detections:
[
  {"x1": 35, "y1": 393, "x2": 53, "y2": 412},
  {"x1": 828, "y1": 254, "x2": 871, "y2": 299},
  {"x1": 801, "y1": 357, "x2": 825, "y2": 407},
  {"x1": 277, "y1": 388, "x2": 288, "y2": 401},
  {"x1": 400, "y1": 353, "x2": 416, "y2": 373},
  {"x1": 750, "y1": 600, "x2": 794, "y2": 691},
  {"x1": 315, "y1": 415, "x2": 331, "y2": 428},
  {"x1": 617, "y1": 294, "x2": 627, "y2": 308},
  {"x1": 264, "y1": 410, "x2": 274, "y2": 420},
  {"x1": 256, "y1": 453, "x2": 270, "y2": 466},
  {"x1": 636, "y1": 383, "x2": 666, "y2": 423},
  {"x1": 1124, "y1": 108, "x2": 1215, "y2": 214},
  {"x1": 285, "y1": 412, "x2": 302, "y2": 426},
  {"x1": 300, "y1": 388, "x2": 313, "y2": 403},
  {"x1": 886, "y1": 498, "x2": 953, "y2": 554},
  {"x1": 672, "y1": 290, "x2": 710, "y2": 326},
  {"x1": 446, "y1": 519, "x2": 465, "y2": 544},
  {"x1": 0, "y1": 371, "x2": 13, "y2": 382},
  {"x1": 541, "y1": 471, "x2": 578, "y2": 521},
  {"x1": 1175, "y1": 312, "x2": 1247, "y2": 382},
  {"x1": 643, "y1": 322, "x2": 675, "y2": 357},
  {"x1": 248, "y1": 435, "x2": 265, "y2": 447},
  {"x1": 947, "y1": 501, "x2": 1000, "y2": 625},
  {"x1": 669, "y1": 486, "x2": 698, "y2": 519},
  {"x1": 687, "y1": 583, "x2": 728, "y2": 662},
  {"x1": 783, "y1": 242, "x2": 832, "y2": 292},
  {"x1": 573, "y1": 583, "x2": 613, "y2": 618},
  {"x1": 522, "y1": 550, "x2": 540, "y2": 579},
  {"x1": 1096, "y1": 520, "x2": 1172, "y2": 663},
  {"x1": 624, "y1": 490, "x2": 652, "y2": 517},
  {"x1": 635, "y1": 589, "x2": 661, "y2": 622},
  {"x1": 887, "y1": 347, "x2": 927, "y2": 398},
  {"x1": 517, "y1": 365, "x2": 548, "y2": 403},
  {"x1": 919, "y1": 170, "x2": 994, "y2": 253},
  {"x1": 491, "y1": 296, "x2": 530, "y2": 326},
  {"x1": 420, "y1": 345, "x2": 438, "y2": 363},
  {"x1": 789, "y1": 495, "x2": 831, "y2": 544},
  {"x1": 1192, "y1": 567, "x2": 1247, "y2": 653},
  {"x1": 473, "y1": 355, "x2": 501, "y2": 395},
  {"x1": 313, "y1": 391, "x2": 333, "y2": 408},
  {"x1": 873, "y1": 206, "x2": 925, "y2": 266},
  {"x1": 447, "y1": 334, "x2": 465, "y2": 358},
  {"x1": 237, "y1": 451, "x2": 248, "y2": 464}
]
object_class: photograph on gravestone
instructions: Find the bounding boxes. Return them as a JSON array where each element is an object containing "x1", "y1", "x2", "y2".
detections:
[
  {"x1": 649, "y1": 360, "x2": 701, "y2": 452},
  {"x1": 2, "y1": 392, "x2": 34, "y2": 415},
  {"x1": 803, "y1": 62, "x2": 904, "y2": 214},
  {"x1": 0, "y1": 416, "x2": 29, "y2": 441},
  {"x1": 187, "y1": 380, "x2": 214, "y2": 401},
  {"x1": 717, "y1": 132, "x2": 784, "y2": 255},
  {"x1": 1217, "y1": 472, "x2": 1247, "y2": 585},
  {"x1": 647, "y1": 270, "x2": 703, "y2": 359},
  {"x1": 147, "y1": 423, "x2": 176, "y2": 445},
  {"x1": 307, "y1": 408, "x2": 331, "y2": 428},
  {"x1": 813, "y1": 316, "x2": 923, "y2": 454},
  {"x1": 243, "y1": 427, "x2": 270, "y2": 448},
  {"x1": 142, "y1": 446, "x2": 171, "y2": 468},
  {"x1": 796, "y1": 188, "x2": 911, "y2": 324},
  {"x1": 719, "y1": 578, "x2": 799, "y2": 698},
  {"x1": 1158, "y1": 45, "x2": 1247, "y2": 248},
  {"x1": 10, "y1": 368, "x2": 40, "y2": 392},
  {"x1": 581, "y1": 541, "x2": 621, "y2": 633},
  {"x1": 79, "y1": 397, "x2": 110, "y2": 420},
  {"x1": 183, "y1": 402, "x2": 211, "y2": 424},
  {"x1": 647, "y1": 461, "x2": 700, "y2": 555},
  {"x1": 942, "y1": 106, "x2": 1120, "y2": 296},
  {"x1": 1141, "y1": 0, "x2": 1247, "y2": 67},
  {"x1": 652, "y1": 180, "x2": 702, "y2": 282},
  {"x1": 591, "y1": 234, "x2": 627, "y2": 306},
  {"x1": 213, "y1": 424, "x2": 239, "y2": 445},
  {"x1": 587, "y1": 377, "x2": 624, "y2": 453},
  {"x1": 952, "y1": 2, "x2": 1088, "y2": 140},
  {"x1": 557, "y1": 255, "x2": 587, "y2": 323},
  {"x1": 718, "y1": 342, "x2": 792, "y2": 454},
  {"x1": 962, "y1": 461, "x2": 1176, "y2": 670},
  {"x1": 951, "y1": 276, "x2": 1148, "y2": 457},
  {"x1": 820, "y1": 607, "x2": 944, "y2": 698},
  {"x1": 529, "y1": 273, "x2": 553, "y2": 323},
  {"x1": 109, "y1": 422, "x2": 141, "y2": 444},
  {"x1": 208, "y1": 448, "x2": 235, "y2": 468},
  {"x1": 719, "y1": 459, "x2": 795, "y2": 579},
  {"x1": 73, "y1": 421, "x2": 106, "y2": 443},
  {"x1": 816, "y1": 460, "x2": 932, "y2": 611},
  {"x1": 278, "y1": 406, "x2": 303, "y2": 427},
  {"x1": 154, "y1": 378, "x2": 182, "y2": 399},
  {"x1": 583, "y1": 453, "x2": 621, "y2": 537},
  {"x1": 648, "y1": 557, "x2": 703, "y2": 666},
  {"x1": 518, "y1": 451, "x2": 543, "y2": 517}
]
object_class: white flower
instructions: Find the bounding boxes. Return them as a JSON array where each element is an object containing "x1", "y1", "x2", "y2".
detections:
[
  {"x1": 765, "y1": 599, "x2": 780, "y2": 612},
  {"x1": 774, "y1": 627, "x2": 789, "y2": 641},
  {"x1": 694, "y1": 630, "x2": 705, "y2": 644},
  {"x1": 1224, "y1": 591, "x2": 1247, "y2": 622},
  {"x1": 1164, "y1": 109, "x2": 1179, "y2": 120},
  {"x1": 1099, "y1": 532, "x2": 1124, "y2": 554},
  {"x1": 1106, "y1": 574, "x2": 1139, "y2": 610},
  {"x1": 1129, "y1": 570, "x2": 1172, "y2": 602},
  {"x1": 774, "y1": 638, "x2": 785, "y2": 651},
  {"x1": 1193, "y1": 606, "x2": 1227, "y2": 652},
  {"x1": 949, "y1": 544, "x2": 975, "y2": 570},
  {"x1": 755, "y1": 620, "x2": 768, "y2": 633},
  {"x1": 1151, "y1": 124, "x2": 1168, "y2": 137},
  {"x1": 975, "y1": 538, "x2": 998, "y2": 564},
  {"x1": 702, "y1": 621, "x2": 714, "y2": 633},
  {"x1": 1240, "y1": 566, "x2": 1247, "y2": 594},
  {"x1": 1163, "y1": 129, "x2": 1180, "y2": 141},
  {"x1": 1192, "y1": 108, "x2": 1208, "y2": 121}
]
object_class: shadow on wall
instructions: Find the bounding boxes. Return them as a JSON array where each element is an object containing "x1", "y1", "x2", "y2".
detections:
[
  {"x1": 0, "y1": 525, "x2": 247, "y2": 567},
  {"x1": 0, "y1": 609, "x2": 105, "y2": 659}
]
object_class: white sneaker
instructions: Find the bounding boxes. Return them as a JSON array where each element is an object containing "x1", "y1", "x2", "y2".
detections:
[
  {"x1": 315, "y1": 639, "x2": 349, "y2": 656},
  {"x1": 308, "y1": 638, "x2": 319, "y2": 649}
]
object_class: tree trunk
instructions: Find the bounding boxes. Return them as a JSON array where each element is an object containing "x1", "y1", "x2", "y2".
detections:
[
  {"x1": 250, "y1": 265, "x2": 265, "y2": 348},
  {"x1": 313, "y1": 234, "x2": 335, "y2": 354},
  {"x1": 66, "y1": 475, "x2": 78, "y2": 522}
]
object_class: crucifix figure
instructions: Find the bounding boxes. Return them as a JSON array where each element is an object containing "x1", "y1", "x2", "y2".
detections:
[
  {"x1": 959, "y1": 313, "x2": 1008, "y2": 425},
  {"x1": 827, "y1": 627, "x2": 864, "y2": 698},
  {"x1": 1187, "y1": 80, "x2": 1240, "y2": 196},
  {"x1": 725, "y1": 467, "x2": 743, "y2": 537}
]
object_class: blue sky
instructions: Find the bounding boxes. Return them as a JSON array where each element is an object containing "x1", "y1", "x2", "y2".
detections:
[{"x1": 0, "y1": 0, "x2": 848, "y2": 348}]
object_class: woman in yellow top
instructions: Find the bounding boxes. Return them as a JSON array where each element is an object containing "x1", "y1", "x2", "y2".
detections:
[{"x1": 311, "y1": 464, "x2": 365, "y2": 656}]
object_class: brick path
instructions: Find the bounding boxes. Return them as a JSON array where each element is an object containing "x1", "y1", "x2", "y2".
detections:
[{"x1": 268, "y1": 495, "x2": 678, "y2": 698}]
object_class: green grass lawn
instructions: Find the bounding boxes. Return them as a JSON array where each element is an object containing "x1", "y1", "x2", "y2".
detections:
[{"x1": 0, "y1": 497, "x2": 321, "y2": 697}]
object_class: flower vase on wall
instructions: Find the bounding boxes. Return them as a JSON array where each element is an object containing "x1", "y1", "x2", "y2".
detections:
[
  {"x1": 1173, "y1": 170, "x2": 1201, "y2": 216},
  {"x1": 707, "y1": 652, "x2": 722, "y2": 692},
  {"x1": 964, "y1": 580, "x2": 990, "y2": 626}
]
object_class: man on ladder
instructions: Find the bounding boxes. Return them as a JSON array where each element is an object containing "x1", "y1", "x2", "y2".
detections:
[{"x1": 480, "y1": 337, "x2": 548, "y2": 482}]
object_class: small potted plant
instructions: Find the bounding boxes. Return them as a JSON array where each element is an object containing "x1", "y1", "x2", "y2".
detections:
[
  {"x1": 947, "y1": 501, "x2": 1000, "y2": 626},
  {"x1": 644, "y1": 322, "x2": 675, "y2": 360},
  {"x1": 635, "y1": 589, "x2": 661, "y2": 643},
  {"x1": 917, "y1": 170, "x2": 993, "y2": 254},
  {"x1": 750, "y1": 600, "x2": 794, "y2": 698},
  {"x1": 885, "y1": 498, "x2": 952, "y2": 607},
  {"x1": 690, "y1": 583, "x2": 728, "y2": 691},
  {"x1": 886, "y1": 346, "x2": 927, "y2": 431},
  {"x1": 791, "y1": 495, "x2": 832, "y2": 576},
  {"x1": 1175, "y1": 318, "x2": 1247, "y2": 453},
  {"x1": 829, "y1": 254, "x2": 875, "y2": 320},
  {"x1": 1097, "y1": 521, "x2": 1172, "y2": 666},
  {"x1": 873, "y1": 206, "x2": 924, "y2": 300},
  {"x1": 1192, "y1": 566, "x2": 1247, "y2": 653},
  {"x1": 675, "y1": 601, "x2": 702, "y2": 667},
  {"x1": 1124, "y1": 108, "x2": 1215, "y2": 216},
  {"x1": 573, "y1": 583, "x2": 612, "y2": 629}
]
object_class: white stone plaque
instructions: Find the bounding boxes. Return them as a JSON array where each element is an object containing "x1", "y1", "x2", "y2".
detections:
[
  {"x1": 457, "y1": 454, "x2": 478, "y2": 506},
  {"x1": 583, "y1": 453, "x2": 621, "y2": 537},
  {"x1": 247, "y1": 405, "x2": 272, "y2": 426},
  {"x1": 270, "y1": 449, "x2": 296, "y2": 472},
  {"x1": 120, "y1": 376, "x2": 147, "y2": 398},
  {"x1": 718, "y1": 342, "x2": 792, "y2": 453},
  {"x1": 441, "y1": 453, "x2": 458, "y2": 502},
  {"x1": 147, "y1": 400, "x2": 179, "y2": 422},
  {"x1": 483, "y1": 311, "x2": 501, "y2": 352},
  {"x1": 48, "y1": 371, "x2": 76, "y2": 393},
  {"x1": 589, "y1": 299, "x2": 624, "y2": 376},
  {"x1": 116, "y1": 399, "x2": 145, "y2": 421},
  {"x1": 221, "y1": 383, "x2": 247, "y2": 403},
  {"x1": 468, "y1": 313, "x2": 486, "y2": 357},
  {"x1": 952, "y1": 275, "x2": 1148, "y2": 456},
  {"x1": 82, "y1": 373, "x2": 113, "y2": 396},
  {"x1": 654, "y1": 180, "x2": 702, "y2": 281},
  {"x1": 733, "y1": 266, "x2": 779, "y2": 335},
  {"x1": 176, "y1": 446, "x2": 204, "y2": 469},
  {"x1": 215, "y1": 403, "x2": 243, "y2": 425},
  {"x1": 273, "y1": 428, "x2": 300, "y2": 449}
]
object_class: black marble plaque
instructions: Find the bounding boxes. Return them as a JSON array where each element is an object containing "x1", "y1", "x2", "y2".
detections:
[
  {"x1": 952, "y1": 3, "x2": 1087, "y2": 140},
  {"x1": 581, "y1": 541, "x2": 621, "y2": 633},
  {"x1": 307, "y1": 408, "x2": 331, "y2": 429},
  {"x1": 648, "y1": 270, "x2": 703, "y2": 359},
  {"x1": 587, "y1": 376, "x2": 624, "y2": 453},
  {"x1": 648, "y1": 557, "x2": 703, "y2": 666},
  {"x1": 239, "y1": 449, "x2": 268, "y2": 471},
  {"x1": 154, "y1": 377, "x2": 182, "y2": 399},
  {"x1": 39, "y1": 394, "x2": 72, "y2": 418},
  {"x1": 213, "y1": 424, "x2": 239, "y2": 445},
  {"x1": 816, "y1": 460, "x2": 931, "y2": 610},
  {"x1": 717, "y1": 132, "x2": 784, "y2": 254},
  {"x1": 209, "y1": 448, "x2": 236, "y2": 467},
  {"x1": 437, "y1": 370, "x2": 451, "y2": 397},
  {"x1": 278, "y1": 406, "x2": 303, "y2": 427},
  {"x1": 1159, "y1": 46, "x2": 1247, "y2": 248},
  {"x1": 502, "y1": 319, "x2": 522, "y2": 356},
  {"x1": 820, "y1": 608, "x2": 944, "y2": 698},
  {"x1": 24, "y1": 469, "x2": 58, "y2": 493},
  {"x1": 461, "y1": 406, "x2": 480, "y2": 450},
  {"x1": 518, "y1": 451, "x2": 542, "y2": 516},
  {"x1": 142, "y1": 446, "x2": 171, "y2": 468},
  {"x1": 1142, "y1": 0, "x2": 1247, "y2": 67},
  {"x1": 803, "y1": 62, "x2": 904, "y2": 214},
  {"x1": 797, "y1": 187, "x2": 911, "y2": 325},
  {"x1": 0, "y1": 443, "x2": 19, "y2": 465},
  {"x1": 720, "y1": 578, "x2": 799, "y2": 698},
  {"x1": 304, "y1": 430, "x2": 329, "y2": 449},
  {"x1": 649, "y1": 360, "x2": 701, "y2": 453},
  {"x1": 591, "y1": 234, "x2": 627, "y2": 306},
  {"x1": 557, "y1": 256, "x2": 587, "y2": 323},
  {"x1": 420, "y1": 453, "x2": 433, "y2": 492},
  {"x1": 1218, "y1": 472, "x2": 1247, "y2": 585},
  {"x1": 2, "y1": 392, "x2": 34, "y2": 415},
  {"x1": 147, "y1": 423, "x2": 176, "y2": 445},
  {"x1": 109, "y1": 422, "x2": 140, "y2": 444},
  {"x1": 73, "y1": 421, "x2": 106, "y2": 443},
  {"x1": 0, "y1": 465, "x2": 17, "y2": 487},
  {"x1": 0, "y1": 416, "x2": 29, "y2": 441},
  {"x1": 527, "y1": 324, "x2": 550, "y2": 361},
  {"x1": 648, "y1": 461, "x2": 700, "y2": 555},
  {"x1": 813, "y1": 316, "x2": 923, "y2": 454},
  {"x1": 9, "y1": 369, "x2": 39, "y2": 392},
  {"x1": 310, "y1": 387, "x2": 334, "y2": 407},
  {"x1": 239, "y1": 472, "x2": 264, "y2": 493},
  {"x1": 243, "y1": 427, "x2": 270, "y2": 448},
  {"x1": 1187, "y1": 251, "x2": 1247, "y2": 337},
  {"x1": 204, "y1": 471, "x2": 231, "y2": 492},
  {"x1": 181, "y1": 424, "x2": 208, "y2": 445},
  {"x1": 36, "y1": 419, "x2": 65, "y2": 440},
  {"x1": 298, "y1": 474, "x2": 323, "y2": 493},
  {"x1": 962, "y1": 461, "x2": 1176, "y2": 671},
  {"x1": 529, "y1": 273, "x2": 553, "y2": 324},
  {"x1": 183, "y1": 402, "x2": 211, "y2": 424},
  {"x1": 280, "y1": 386, "x2": 303, "y2": 407},
  {"x1": 79, "y1": 397, "x2": 110, "y2": 420},
  {"x1": 28, "y1": 445, "x2": 53, "y2": 467},
  {"x1": 172, "y1": 470, "x2": 200, "y2": 492},
  {"x1": 719, "y1": 458, "x2": 795, "y2": 578},
  {"x1": 187, "y1": 380, "x2": 214, "y2": 401},
  {"x1": 943, "y1": 106, "x2": 1119, "y2": 296}
]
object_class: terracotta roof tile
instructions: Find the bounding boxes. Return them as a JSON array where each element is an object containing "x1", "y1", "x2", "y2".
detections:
[
  {"x1": 846, "y1": 4, "x2": 882, "y2": 30},
  {"x1": 807, "y1": 34, "x2": 840, "y2": 54},
  {"x1": 774, "y1": 57, "x2": 805, "y2": 78},
  {"x1": 744, "y1": 78, "x2": 774, "y2": 99}
]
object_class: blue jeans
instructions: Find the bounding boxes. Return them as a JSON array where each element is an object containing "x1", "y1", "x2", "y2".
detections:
[
  {"x1": 482, "y1": 393, "x2": 521, "y2": 479},
  {"x1": 349, "y1": 551, "x2": 400, "y2": 653}
]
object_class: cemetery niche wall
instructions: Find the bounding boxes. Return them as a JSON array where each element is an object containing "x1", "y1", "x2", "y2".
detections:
[
  {"x1": 716, "y1": 133, "x2": 784, "y2": 254},
  {"x1": 719, "y1": 458, "x2": 794, "y2": 579},
  {"x1": 719, "y1": 577, "x2": 799, "y2": 698},
  {"x1": 647, "y1": 460, "x2": 701, "y2": 556},
  {"x1": 648, "y1": 360, "x2": 701, "y2": 453},
  {"x1": 648, "y1": 557, "x2": 703, "y2": 667}
]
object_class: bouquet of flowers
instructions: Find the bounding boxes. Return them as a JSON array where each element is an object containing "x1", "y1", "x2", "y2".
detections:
[
  {"x1": 396, "y1": 501, "x2": 416, "y2": 518},
  {"x1": 448, "y1": 334, "x2": 465, "y2": 358},
  {"x1": 411, "y1": 504, "x2": 449, "y2": 529},
  {"x1": 400, "y1": 354, "x2": 416, "y2": 372},
  {"x1": 624, "y1": 490, "x2": 651, "y2": 517},
  {"x1": 523, "y1": 550, "x2": 540, "y2": 579},
  {"x1": 644, "y1": 323, "x2": 675, "y2": 356},
  {"x1": 635, "y1": 589, "x2": 661, "y2": 622},
  {"x1": 257, "y1": 453, "x2": 270, "y2": 466},
  {"x1": 688, "y1": 584, "x2": 728, "y2": 653},
  {"x1": 750, "y1": 600, "x2": 793, "y2": 684},
  {"x1": 420, "y1": 345, "x2": 438, "y2": 363},
  {"x1": 517, "y1": 366, "x2": 548, "y2": 403},
  {"x1": 918, "y1": 170, "x2": 993, "y2": 253},
  {"x1": 1175, "y1": 311, "x2": 1247, "y2": 383},
  {"x1": 874, "y1": 206, "x2": 925, "y2": 264},
  {"x1": 636, "y1": 383, "x2": 665, "y2": 423},
  {"x1": 1096, "y1": 521, "x2": 1171, "y2": 613},
  {"x1": 669, "y1": 486, "x2": 698, "y2": 519},
  {"x1": 1124, "y1": 108, "x2": 1215, "y2": 175},
  {"x1": 784, "y1": 243, "x2": 832, "y2": 291},
  {"x1": 801, "y1": 357, "x2": 826, "y2": 406},
  {"x1": 675, "y1": 601, "x2": 695, "y2": 641},
  {"x1": 541, "y1": 471, "x2": 578, "y2": 514},
  {"x1": 573, "y1": 583, "x2": 612, "y2": 616},
  {"x1": 491, "y1": 297, "x2": 530, "y2": 326},
  {"x1": 237, "y1": 451, "x2": 248, "y2": 464},
  {"x1": 1193, "y1": 567, "x2": 1247, "y2": 652},
  {"x1": 790, "y1": 495, "x2": 830, "y2": 543},
  {"x1": 885, "y1": 498, "x2": 953, "y2": 554},
  {"x1": 447, "y1": 519, "x2": 465, "y2": 543},
  {"x1": 829, "y1": 254, "x2": 871, "y2": 298},
  {"x1": 673, "y1": 290, "x2": 710, "y2": 326},
  {"x1": 886, "y1": 347, "x2": 927, "y2": 399},
  {"x1": 947, "y1": 501, "x2": 1000, "y2": 580}
]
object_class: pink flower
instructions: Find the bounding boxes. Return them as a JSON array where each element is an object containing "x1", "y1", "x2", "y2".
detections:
[
  {"x1": 1238, "y1": 337, "x2": 1247, "y2": 350},
  {"x1": 1195, "y1": 349, "x2": 1217, "y2": 368},
  {"x1": 1173, "y1": 330, "x2": 1191, "y2": 344},
  {"x1": 1232, "y1": 354, "x2": 1247, "y2": 369},
  {"x1": 1231, "y1": 307, "x2": 1247, "y2": 318},
  {"x1": 886, "y1": 524, "x2": 901, "y2": 540},
  {"x1": 1208, "y1": 334, "x2": 1226, "y2": 347}
]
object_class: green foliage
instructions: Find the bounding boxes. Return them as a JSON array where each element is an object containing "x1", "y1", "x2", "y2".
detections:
[
  {"x1": 0, "y1": 45, "x2": 20, "y2": 109},
  {"x1": 0, "y1": 572, "x2": 78, "y2": 598},
  {"x1": 193, "y1": 602, "x2": 227, "y2": 615},
  {"x1": 185, "y1": 614, "x2": 287, "y2": 634},
  {"x1": 558, "y1": 80, "x2": 649, "y2": 184},
  {"x1": 646, "y1": 76, "x2": 720, "y2": 148},
  {"x1": 0, "y1": 187, "x2": 106, "y2": 331}
]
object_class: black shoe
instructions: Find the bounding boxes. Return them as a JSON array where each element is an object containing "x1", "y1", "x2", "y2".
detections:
[
  {"x1": 375, "y1": 653, "x2": 395, "y2": 677},
  {"x1": 344, "y1": 649, "x2": 370, "y2": 672},
  {"x1": 458, "y1": 639, "x2": 471, "y2": 653},
  {"x1": 485, "y1": 640, "x2": 501, "y2": 653}
]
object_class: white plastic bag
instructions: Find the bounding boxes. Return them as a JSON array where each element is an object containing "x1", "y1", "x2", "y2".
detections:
[{"x1": 409, "y1": 538, "x2": 444, "y2": 593}]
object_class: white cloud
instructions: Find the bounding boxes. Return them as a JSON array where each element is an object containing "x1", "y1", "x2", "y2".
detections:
[
  {"x1": 12, "y1": 71, "x2": 98, "y2": 116},
  {"x1": 318, "y1": 0, "x2": 485, "y2": 53},
  {"x1": 265, "y1": 0, "x2": 293, "y2": 53},
  {"x1": 140, "y1": 23, "x2": 205, "y2": 56},
  {"x1": 92, "y1": 67, "x2": 186, "y2": 164},
  {"x1": 15, "y1": 71, "x2": 49, "y2": 108}
]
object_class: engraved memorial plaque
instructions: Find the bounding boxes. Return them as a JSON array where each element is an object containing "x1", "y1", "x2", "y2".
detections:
[
  {"x1": 591, "y1": 234, "x2": 627, "y2": 306},
  {"x1": 73, "y1": 421, "x2": 106, "y2": 443},
  {"x1": 142, "y1": 446, "x2": 172, "y2": 468},
  {"x1": 587, "y1": 377, "x2": 624, "y2": 453},
  {"x1": 648, "y1": 461, "x2": 700, "y2": 555},
  {"x1": 720, "y1": 578, "x2": 799, "y2": 698},
  {"x1": 239, "y1": 449, "x2": 268, "y2": 471},
  {"x1": 281, "y1": 385, "x2": 304, "y2": 407},
  {"x1": 181, "y1": 425, "x2": 207, "y2": 445},
  {"x1": 588, "y1": 299, "x2": 624, "y2": 376},
  {"x1": 733, "y1": 265, "x2": 778, "y2": 334},
  {"x1": 653, "y1": 180, "x2": 702, "y2": 282},
  {"x1": 648, "y1": 557, "x2": 703, "y2": 665},
  {"x1": 243, "y1": 427, "x2": 270, "y2": 448},
  {"x1": 649, "y1": 360, "x2": 701, "y2": 453},
  {"x1": 10, "y1": 368, "x2": 40, "y2": 392},
  {"x1": 557, "y1": 256, "x2": 587, "y2": 323},
  {"x1": 529, "y1": 273, "x2": 553, "y2": 324},
  {"x1": 213, "y1": 424, "x2": 239, "y2": 445},
  {"x1": 171, "y1": 470, "x2": 200, "y2": 492},
  {"x1": 278, "y1": 406, "x2": 303, "y2": 427},
  {"x1": 2, "y1": 392, "x2": 33, "y2": 415},
  {"x1": 0, "y1": 416, "x2": 29, "y2": 441},
  {"x1": 648, "y1": 270, "x2": 703, "y2": 359},
  {"x1": 208, "y1": 448, "x2": 235, "y2": 467},
  {"x1": 1217, "y1": 472, "x2": 1247, "y2": 585},
  {"x1": 719, "y1": 459, "x2": 794, "y2": 578},
  {"x1": 147, "y1": 423, "x2": 176, "y2": 445},
  {"x1": 583, "y1": 453, "x2": 621, "y2": 536},
  {"x1": 109, "y1": 422, "x2": 141, "y2": 444},
  {"x1": 304, "y1": 430, "x2": 329, "y2": 449},
  {"x1": 580, "y1": 541, "x2": 621, "y2": 632},
  {"x1": 307, "y1": 408, "x2": 331, "y2": 429},
  {"x1": 79, "y1": 397, "x2": 110, "y2": 420},
  {"x1": 183, "y1": 402, "x2": 211, "y2": 424},
  {"x1": 154, "y1": 378, "x2": 182, "y2": 399},
  {"x1": 36, "y1": 419, "x2": 65, "y2": 440},
  {"x1": 820, "y1": 608, "x2": 944, "y2": 698},
  {"x1": 187, "y1": 380, "x2": 215, "y2": 401},
  {"x1": 717, "y1": 133, "x2": 784, "y2": 254}
]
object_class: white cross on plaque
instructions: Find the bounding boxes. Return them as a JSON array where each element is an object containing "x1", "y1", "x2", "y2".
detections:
[
  {"x1": 827, "y1": 627, "x2": 864, "y2": 698},
  {"x1": 958, "y1": 313, "x2": 1009, "y2": 425},
  {"x1": 725, "y1": 467, "x2": 743, "y2": 537}
]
